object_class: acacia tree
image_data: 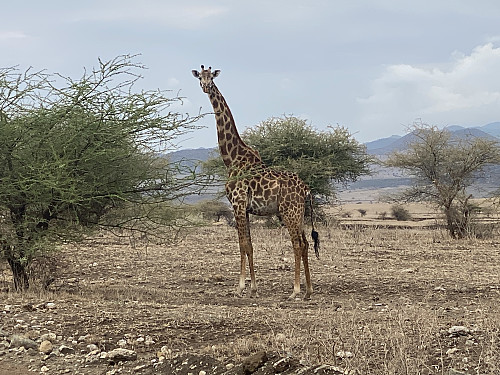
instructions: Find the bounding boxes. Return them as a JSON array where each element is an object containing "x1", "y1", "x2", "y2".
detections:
[
  {"x1": 204, "y1": 115, "x2": 372, "y2": 200},
  {"x1": 384, "y1": 123, "x2": 500, "y2": 238},
  {"x1": 0, "y1": 56, "x2": 205, "y2": 290}
]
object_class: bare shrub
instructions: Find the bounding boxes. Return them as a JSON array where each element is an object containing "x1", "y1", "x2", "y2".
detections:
[
  {"x1": 357, "y1": 209, "x2": 367, "y2": 217},
  {"x1": 445, "y1": 202, "x2": 496, "y2": 239},
  {"x1": 27, "y1": 254, "x2": 68, "y2": 291}
]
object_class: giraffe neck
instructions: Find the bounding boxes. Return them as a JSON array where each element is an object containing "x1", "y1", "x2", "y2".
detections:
[{"x1": 208, "y1": 84, "x2": 262, "y2": 169}]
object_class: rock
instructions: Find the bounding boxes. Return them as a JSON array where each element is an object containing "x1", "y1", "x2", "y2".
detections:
[
  {"x1": 242, "y1": 351, "x2": 268, "y2": 374},
  {"x1": 40, "y1": 365, "x2": 49, "y2": 372},
  {"x1": 275, "y1": 333, "x2": 287, "y2": 342},
  {"x1": 40, "y1": 332, "x2": 57, "y2": 342},
  {"x1": 59, "y1": 345, "x2": 75, "y2": 355},
  {"x1": 10, "y1": 334, "x2": 38, "y2": 350},
  {"x1": 107, "y1": 348, "x2": 137, "y2": 363},
  {"x1": 446, "y1": 347, "x2": 459, "y2": 356},
  {"x1": 87, "y1": 344, "x2": 99, "y2": 352},
  {"x1": 133, "y1": 364, "x2": 149, "y2": 372},
  {"x1": 448, "y1": 326, "x2": 470, "y2": 336},
  {"x1": 39, "y1": 340, "x2": 53, "y2": 354},
  {"x1": 273, "y1": 356, "x2": 299, "y2": 372},
  {"x1": 336, "y1": 350, "x2": 354, "y2": 359}
]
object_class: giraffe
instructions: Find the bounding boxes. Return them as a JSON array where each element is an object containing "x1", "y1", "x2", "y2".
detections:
[{"x1": 192, "y1": 65, "x2": 319, "y2": 300}]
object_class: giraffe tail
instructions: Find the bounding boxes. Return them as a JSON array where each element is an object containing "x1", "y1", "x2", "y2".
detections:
[{"x1": 308, "y1": 193, "x2": 320, "y2": 259}]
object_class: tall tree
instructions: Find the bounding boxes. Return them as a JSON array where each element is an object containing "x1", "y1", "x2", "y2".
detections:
[
  {"x1": 0, "y1": 56, "x2": 205, "y2": 290},
  {"x1": 384, "y1": 123, "x2": 500, "y2": 238},
  {"x1": 204, "y1": 115, "x2": 372, "y2": 200}
]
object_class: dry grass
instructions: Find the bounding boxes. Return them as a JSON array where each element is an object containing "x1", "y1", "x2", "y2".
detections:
[{"x1": 2, "y1": 202, "x2": 500, "y2": 374}]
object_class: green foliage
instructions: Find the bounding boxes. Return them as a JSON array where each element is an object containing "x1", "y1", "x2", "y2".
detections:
[
  {"x1": 195, "y1": 200, "x2": 234, "y2": 224},
  {"x1": 391, "y1": 205, "x2": 412, "y2": 221},
  {"x1": 0, "y1": 55, "x2": 205, "y2": 290},
  {"x1": 204, "y1": 115, "x2": 372, "y2": 200},
  {"x1": 384, "y1": 122, "x2": 500, "y2": 238}
]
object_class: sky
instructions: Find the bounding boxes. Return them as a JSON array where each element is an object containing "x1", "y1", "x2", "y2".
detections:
[{"x1": 2, "y1": 1, "x2": 500, "y2": 149}]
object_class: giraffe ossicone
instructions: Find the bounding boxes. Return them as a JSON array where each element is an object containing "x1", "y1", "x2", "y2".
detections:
[{"x1": 192, "y1": 65, "x2": 319, "y2": 300}]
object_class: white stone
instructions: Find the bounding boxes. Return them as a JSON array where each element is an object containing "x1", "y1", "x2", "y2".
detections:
[
  {"x1": 107, "y1": 348, "x2": 137, "y2": 362},
  {"x1": 39, "y1": 340, "x2": 53, "y2": 354},
  {"x1": 446, "y1": 348, "x2": 459, "y2": 356},
  {"x1": 448, "y1": 326, "x2": 470, "y2": 336},
  {"x1": 336, "y1": 350, "x2": 354, "y2": 358}
]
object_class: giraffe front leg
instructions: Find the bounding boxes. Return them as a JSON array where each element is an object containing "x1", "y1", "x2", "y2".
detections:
[
  {"x1": 236, "y1": 250, "x2": 246, "y2": 297},
  {"x1": 247, "y1": 250, "x2": 257, "y2": 298},
  {"x1": 233, "y1": 209, "x2": 257, "y2": 298},
  {"x1": 288, "y1": 250, "x2": 301, "y2": 300}
]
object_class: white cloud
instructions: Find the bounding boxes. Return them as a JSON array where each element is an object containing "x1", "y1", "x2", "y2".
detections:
[
  {"x1": 0, "y1": 31, "x2": 29, "y2": 41},
  {"x1": 68, "y1": 1, "x2": 228, "y2": 30},
  {"x1": 357, "y1": 43, "x2": 500, "y2": 133},
  {"x1": 167, "y1": 77, "x2": 180, "y2": 88}
]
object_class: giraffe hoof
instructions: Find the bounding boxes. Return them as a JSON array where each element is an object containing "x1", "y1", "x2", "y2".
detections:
[{"x1": 287, "y1": 293, "x2": 300, "y2": 300}]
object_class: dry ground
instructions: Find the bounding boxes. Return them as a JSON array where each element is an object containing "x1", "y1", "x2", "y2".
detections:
[{"x1": 1, "y1": 202, "x2": 500, "y2": 374}]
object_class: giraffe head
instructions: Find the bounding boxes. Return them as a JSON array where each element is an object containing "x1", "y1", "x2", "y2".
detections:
[{"x1": 192, "y1": 65, "x2": 220, "y2": 94}]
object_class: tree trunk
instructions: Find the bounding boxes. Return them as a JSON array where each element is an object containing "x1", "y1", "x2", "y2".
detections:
[{"x1": 7, "y1": 257, "x2": 29, "y2": 291}]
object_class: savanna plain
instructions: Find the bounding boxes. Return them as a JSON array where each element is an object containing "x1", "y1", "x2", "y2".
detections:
[{"x1": 1, "y1": 200, "x2": 500, "y2": 375}]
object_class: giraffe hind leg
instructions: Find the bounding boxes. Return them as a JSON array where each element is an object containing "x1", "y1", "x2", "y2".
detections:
[
  {"x1": 282, "y1": 214, "x2": 312, "y2": 300},
  {"x1": 301, "y1": 230, "x2": 313, "y2": 300}
]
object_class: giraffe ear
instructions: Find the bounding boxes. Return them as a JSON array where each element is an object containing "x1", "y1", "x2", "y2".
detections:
[
  {"x1": 192, "y1": 70, "x2": 200, "y2": 78},
  {"x1": 213, "y1": 70, "x2": 221, "y2": 77}
]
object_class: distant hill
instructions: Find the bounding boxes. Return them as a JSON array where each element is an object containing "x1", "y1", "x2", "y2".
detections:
[
  {"x1": 365, "y1": 135, "x2": 401, "y2": 152},
  {"x1": 168, "y1": 122, "x2": 500, "y2": 160},
  {"x1": 166, "y1": 122, "x2": 500, "y2": 201},
  {"x1": 165, "y1": 147, "x2": 216, "y2": 169},
  {"x1": 478, "y1": 122, "x2": 500, "y2": 138},
  {"x1": 367, "y1": 123, "x2": 500, "y2": 155}
]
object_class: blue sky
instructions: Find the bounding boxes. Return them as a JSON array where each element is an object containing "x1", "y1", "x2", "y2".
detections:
[{"x1": 2, "y1": 1, "x2": 500, "y2": 149}]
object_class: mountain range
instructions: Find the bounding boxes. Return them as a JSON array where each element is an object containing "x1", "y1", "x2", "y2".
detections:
[
  {"x1": 167, "y1": 122, "x2": 500, "y2": 201},
  {"x1": 365, "y1": 122, "x2": 500, "y2": 155},
  {"x1": 169, "y1": 122, "x2": 500, "y2": 162}
]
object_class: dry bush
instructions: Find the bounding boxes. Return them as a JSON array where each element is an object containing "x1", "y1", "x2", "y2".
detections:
[
  {"x1": 195, "y1": 200, "x2": 234, "y2": 225},
  {"x1": 391, "y1": 205, "x2": 412, "y2": 221},
  {"x1": 27, "y1": 254, "x2": 69, "y2": 291},
  {"x1": 357, "y1": 208, "x2": 367, "y2": 217}
]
